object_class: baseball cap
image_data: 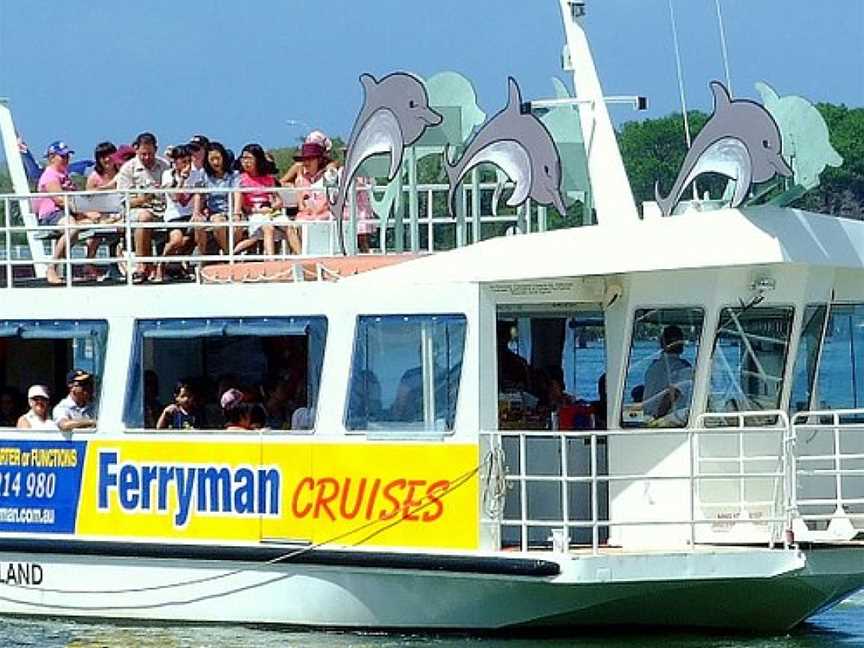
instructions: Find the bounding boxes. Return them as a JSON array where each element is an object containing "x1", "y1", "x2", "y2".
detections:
[
  {"x1": 66, "y1": 369, "x2": 93, "y2": 385},
  {"x1": 27, "y1": 385, "x2": 50, "y2": 400},
  {"x1": 187, "y1": 134, "x2": 209, "y2": 150},
  {"x1": 220, "y1": 388, "x2": 244, "y2": 410},
  {"x1": 45, "y1": 141, "x2": 74, "y2": 158}
]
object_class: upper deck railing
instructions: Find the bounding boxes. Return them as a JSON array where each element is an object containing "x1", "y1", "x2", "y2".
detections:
[{"x1": 0, "y1": 182, "x2": 559, "y2": 288}]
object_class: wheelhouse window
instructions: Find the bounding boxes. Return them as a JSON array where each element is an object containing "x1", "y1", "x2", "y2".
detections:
[
  {"x1": 622, "y1": 308, "x2": 704, "y2": 428},
  {"x1": 124, "y1": 317, "x2": 327, "y2": 431},
  {"x1": 790, "y1": 305, "x2": 828, "y2": 414},
  {"x1": 813, "y1": 304, "x2": 864, "y2": 410},
  {"x1": 345, "y1": 315, "x2": 466, "y2": 434},
  {"x1": 496, "y1": 306, "x2": 607, "y2": 430},
  {"x1": 0, "y1": 320, "x2": 108, "y2": 428},
  {"x1": 707, "y1": 306, "x2": 794, "y2": 414}
]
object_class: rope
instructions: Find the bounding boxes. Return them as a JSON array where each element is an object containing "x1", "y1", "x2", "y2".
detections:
[
  {"x1": 0, "y1": 457, "x2": 487, "y2": 612},
  {"x1": 668, "y1": 0, "x2": 692, "y2": 150}
]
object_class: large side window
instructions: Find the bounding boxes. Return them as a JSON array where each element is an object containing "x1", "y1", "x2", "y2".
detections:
[
  {"x1": 346, "y1": 315, "x2": 466, "y2": 433},
  {"x1": 496, "y1": 307, "x2": 607, "y2": 430},
  {"x1": 622, "y1": 308, "x2": 704, "y2": 428},
  {"x1": 0, "y1": 320, "x2": 108, "y2": 427},
  {"x1": 707, "y1": 306, "x2": 794, "y2": 413},
  {"x1": 124, "y1": 317, "x2": 327, "y2": 431},
  {"x1": 813, "y1": 304, "x2": 864, "y2": 410}
]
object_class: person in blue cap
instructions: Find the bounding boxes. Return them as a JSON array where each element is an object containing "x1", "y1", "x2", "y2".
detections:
[
  {"x1": 52, "y1": 369, "x2": 97, "y2": 431},
  {"x1": 36, "y1": 142, "x2": 97, "y2": 284}
]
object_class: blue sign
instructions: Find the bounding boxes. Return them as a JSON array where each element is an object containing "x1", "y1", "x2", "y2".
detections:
[{"x1": 0, "y1": 440, "x2": 87, "y2": 534}]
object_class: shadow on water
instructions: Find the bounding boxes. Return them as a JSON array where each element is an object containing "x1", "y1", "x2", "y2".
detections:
[{"x1": 1, "y1": 604, "x2": 862, "y2": 648}]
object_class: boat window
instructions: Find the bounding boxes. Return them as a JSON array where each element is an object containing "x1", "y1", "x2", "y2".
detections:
[
  {"x1": 707, "y1": 306, "x2": 794, "y2": 414},
  {"x1": 812, "y1": 304, "x2": 864, "y2": 411},
  {"x1": 496, "y1": 307, "x2": 607, "y2": 431},
  {"x1": 0, "y1": 320, "x2": 108, "y2": 428},
  {"x1": 345, "y1": 314, "x2": 466, "y2": 434},
  {"x1": 789, "y1": 305, "x2": 828, "y2": 414},
  {"x1": 124, "y1": 317, "x2": 327, "y2": 432},
  {"x1": 621, "y1": 308, "x2": 704, "y2": 428}
]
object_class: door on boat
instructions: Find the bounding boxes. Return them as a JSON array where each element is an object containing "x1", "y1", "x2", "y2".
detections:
[{"x1": 494, "y1": 303, "x2": 608, "y2": 550}]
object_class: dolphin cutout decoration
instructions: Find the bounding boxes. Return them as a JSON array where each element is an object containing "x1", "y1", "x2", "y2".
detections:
[
  {"x1": 332, "y1": 72, "x2": 442, "y2": 253},
  {"x1": 755, "y1": 81, "x2": 843, "y2": 191},
  {"x1": 655, "y1": 81, "x2": 793, "y2": 217},
  {"x1": 444, "y1": 77, "x2": 567, "y2": 217}
]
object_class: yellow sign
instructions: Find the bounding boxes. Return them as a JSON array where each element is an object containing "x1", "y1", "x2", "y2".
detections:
[{"x1": 76, "y1": 440, "x2": 479, "y2": 550}]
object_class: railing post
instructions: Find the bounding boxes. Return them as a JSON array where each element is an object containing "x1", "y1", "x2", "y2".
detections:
[
  {"x1": 470, "y1": 168, "x2": 481, "y2": 243},
  {"x1": 689, "y1": 427, "x2": 696, "y2": 548},
  {"x1": 407, "y1": 147, "x2": 419, "y2": 253},
  {"x1": 590, "y1": 433, "x2": 598, "y2": 554},
  {"x1": 4, "y1": 196, "x2": 11, "y2": 289}
]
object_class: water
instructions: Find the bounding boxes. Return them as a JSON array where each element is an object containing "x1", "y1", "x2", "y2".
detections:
[{"x1": 2, "y1": 596, "x2": 863, "y2": 647}]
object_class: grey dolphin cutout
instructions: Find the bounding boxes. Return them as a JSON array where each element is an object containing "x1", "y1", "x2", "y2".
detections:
[
  {"x1": 332, "y1": 72, "x2": 442, "y2": 253},
  {"x1": 443, "y1": 77, "x2": 567, "y2": 217},
  {"x1": 655, "y1": 81, "x2": 793, "y2": 217}
]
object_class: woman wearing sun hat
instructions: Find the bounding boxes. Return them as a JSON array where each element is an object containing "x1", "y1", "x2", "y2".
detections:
[{"x1": 16, "y1": 385, "x2": 58, "y2": 430}]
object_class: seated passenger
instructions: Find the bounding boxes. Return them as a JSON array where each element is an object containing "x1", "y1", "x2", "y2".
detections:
[
  {"x1": 154, "y1": 146, "x2": 195, "y2": 282},
  {"x1": 36, "y1": 141, "x2": 96, "y2": 285},
  {"x1": 294, "y1": 142, "x2": 332, "y2": 223},
  {"x1": 17, "y1": 385, "x2": 58, "y2": 430},
  {"x1": 231, "y1": 144, "x2": 289, "y2": 257},
  {"x1": 86, "y1": 142, "x2": 122, "y2": 193},
  {"x1": 191, "y1": 142, "x2": 236, "y2": 255},
  {"x1": 221, "y1": 389, "x2": 266, "y2": 431},
  {"x1": 116, "y1": 132, "x2": 170, "y2": 283},
  {"x1": 156, "y1": 379, "x2": 200, "y2": 430},
  {"x1": 0, "y1": 387, "x2": 22, "y2": 427},
  {"x1": 53, "y1": 370, "x2": 97, "y2": 431},
  {"x1": 642, "y1": 325, "x2": 693, "y2": 425}
]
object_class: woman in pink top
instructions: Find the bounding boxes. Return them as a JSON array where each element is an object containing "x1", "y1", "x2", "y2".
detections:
[
  {"x1": 37, "y1": 141, "x2": 96, "y2": 285},
  {"x1": 232, "y1": 144, "x2": 289, "y2": 256},
  {"x1": 294, "y1": 142, "x2": 332, "y2": 222}
]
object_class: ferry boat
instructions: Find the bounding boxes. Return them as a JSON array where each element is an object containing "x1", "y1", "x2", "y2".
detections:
[{"x1": 0, "y1": 0, "x2": 861, "y2": 634}]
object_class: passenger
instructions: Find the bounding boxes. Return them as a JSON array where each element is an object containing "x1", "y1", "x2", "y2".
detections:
[
  {"x1": 185, "y1": 134, "x2": 209, "y2": 187},
  {"x1": 221, "y1": 389, "x2": 267, "y2": 431},
  {"x1": 232, "y1": 144, "x2": 289, "y2": 257},
  {"x1": 116, "y1": 132, "x2": 170, "y2": 283},
  {"x1": 294, "y1": 142, "x2": 332, "y2": 222},
  {"x1": 642, "y1": 325, "x2": 693, "y2": 424},
  {"x1": 36, "y1": 141, "x2": 95, "y2": 285},
  {"x1": 279, "y1": 130, "x2": 339, "y2": 186},
  {"x1": 16, "y1": 385, "x2": 58, "y2": 430},
  {"x1": 0, "y1": 387, "x2": 21, "y2": 427},
  {"x1": 191, "y1": 141, "x2": 236, "y2": 255},
  {"x1": 156, "y1": 379, "x2": 200, "y2": 430},
  {"x1": 53, "y1": 369, "x2": 97, "y2": 431},
  {"x1": 143, "y1": 369, "x2": 162, "y2": 429},
  {"x1": 86, "y1": 141, "x2": 132, "y2": 193},
  {"x1": 262, "y1": 373, "x2": 293, "y2": 429},
  {"x1": 593, "y1": 374, "x2": 608, "y2": 429},
  {"x1": 153, "y1": 145, "x2": 195, "y2": 283}
]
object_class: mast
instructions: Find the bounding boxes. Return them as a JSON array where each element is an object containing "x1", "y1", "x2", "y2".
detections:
[{"x1": 558, "y1": 0, "x2": 639, "y2": 225}]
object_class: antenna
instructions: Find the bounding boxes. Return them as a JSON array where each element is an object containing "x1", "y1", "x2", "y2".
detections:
[
  {"x1": 667, "y1": 0, "x2": 692, "y2": 149},
  {"x1": 715, "y1": 0, "x2": 733, "y2": 94}
]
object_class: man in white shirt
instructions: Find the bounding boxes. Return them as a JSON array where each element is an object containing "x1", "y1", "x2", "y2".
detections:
[
  {"x1": 116, "y1": 132, "x2": 170, "y2": 281},
  {"x1": 53, "y1": 370, "x2": 97, "y2": 431},
  {"x1": 643, "y1": 325, "x2": 693, "y2": 423}
]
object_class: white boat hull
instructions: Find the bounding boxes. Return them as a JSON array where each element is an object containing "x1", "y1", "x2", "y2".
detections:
[{"x1": 0, "y1": 541, "x2": 861, "y2": 632}]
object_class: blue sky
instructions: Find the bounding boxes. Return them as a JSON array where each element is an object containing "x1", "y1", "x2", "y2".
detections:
[{"x1": 0, "y1": 0, "x2": 861, "y2": 158}]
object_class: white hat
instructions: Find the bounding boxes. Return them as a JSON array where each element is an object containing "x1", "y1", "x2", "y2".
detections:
[{"x1": 27, "y1": 385, "x2": 50, "y2": 400}]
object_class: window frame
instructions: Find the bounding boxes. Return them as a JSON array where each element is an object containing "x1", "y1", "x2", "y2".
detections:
[
  {"x1": 343, "y1": 313, "x2": 469, "y2": 440},
  {"x1": 123, "y1": 316, "x2": 328, "y2": 432},
  {"x1": 0, "y1": 319, "x2": 109, "y2": 434},
  {"x1": 704, "y1": 303, "x2": 796, "y2": 416},
  {"x1": 620, "y1": 305, "x2": 707, "y2": 429}
]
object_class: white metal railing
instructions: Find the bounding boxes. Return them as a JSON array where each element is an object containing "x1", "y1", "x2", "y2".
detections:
[
  {"x1": 482, "y1": 412, "x2": 795, "y2": 554},
  {"x1": 0, "y1": 181, "x2": 553, "y2": 288},
  {"x1": 792, "y1": 408, "x2": 864, "y2": 538}
]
